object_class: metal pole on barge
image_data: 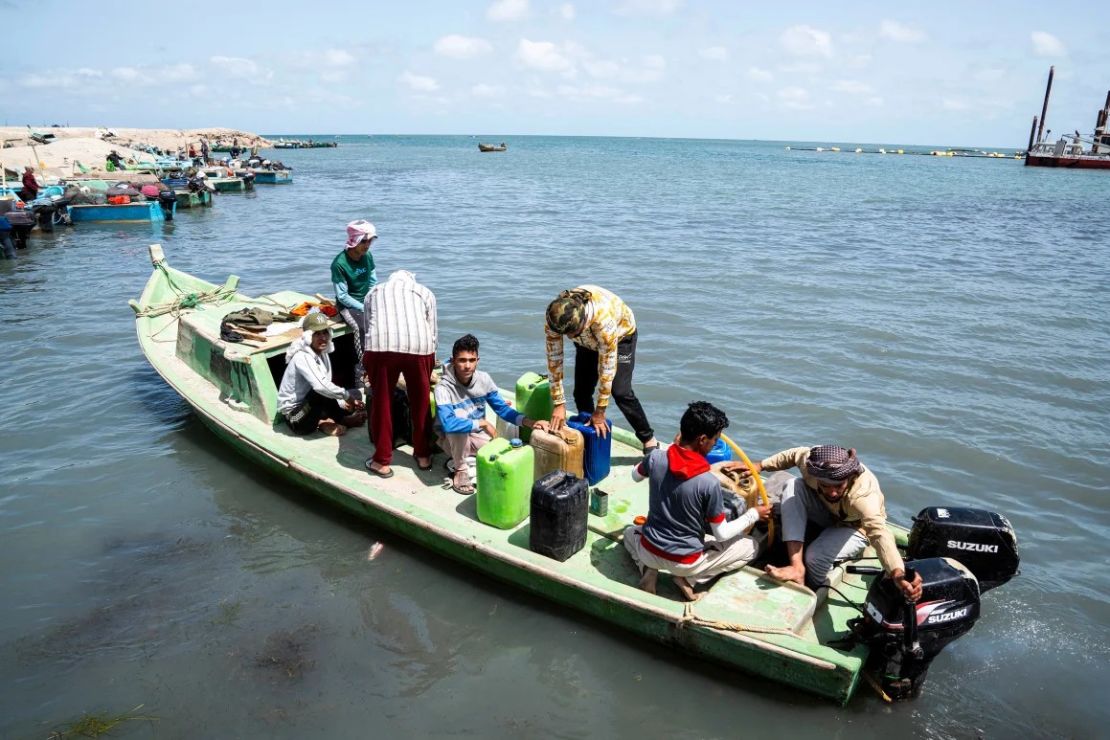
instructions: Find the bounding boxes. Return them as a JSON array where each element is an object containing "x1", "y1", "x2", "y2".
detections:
[
  {"x1": 1036, "y1": 66, "x2": 1055, "y2": 145},
  {"x1": 1028, "y1": 116, "x2": 1038, "y2": 153}
]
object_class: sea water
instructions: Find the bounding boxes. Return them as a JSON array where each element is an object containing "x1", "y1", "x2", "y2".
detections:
[{"x1": 1, "y1": 136, "x2": 1107, "y2": 737}]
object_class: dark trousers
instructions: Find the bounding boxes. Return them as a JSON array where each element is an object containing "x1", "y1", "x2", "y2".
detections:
[
  {"x1": 1, "y1": 233, "x2": 15, "y2": 259},
  {"x1": 364, "y1": 350, "x2": 435, "y2": 465},
  {"x1": 284, "y1": 390, "x2": 344, "y2": 435},
  {"x1": 573, "y1": 331, "x2": 654, "y2": 442}
]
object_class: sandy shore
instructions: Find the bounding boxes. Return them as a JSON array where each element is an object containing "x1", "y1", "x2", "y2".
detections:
[{"x1": 0, "y1": 126, "x2": 271, "y2": 180}]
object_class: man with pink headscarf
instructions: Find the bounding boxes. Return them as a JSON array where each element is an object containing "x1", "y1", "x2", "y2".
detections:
[{"x1": 331, "y1": 220, "x2": 378, "y2": 382}]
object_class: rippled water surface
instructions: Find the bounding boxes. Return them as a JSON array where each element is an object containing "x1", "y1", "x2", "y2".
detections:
[{"x1": 1, "y1": 136, "x2": 1108, "y2": 738}]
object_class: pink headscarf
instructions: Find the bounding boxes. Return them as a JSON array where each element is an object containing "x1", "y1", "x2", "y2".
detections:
[{"x1": 346, "y1": 219, "x2": 377, "y2": 249}]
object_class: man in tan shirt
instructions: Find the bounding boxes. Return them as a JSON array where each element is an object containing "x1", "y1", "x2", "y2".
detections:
[{"x1": 744, "y1": 445, "x2": 922, "y2": 601}]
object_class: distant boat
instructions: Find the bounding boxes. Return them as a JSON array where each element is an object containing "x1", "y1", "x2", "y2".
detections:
[
  {"x1": 1025, "y1": 66, "x2": 1110, "y2": 170},
  {"x1": 478, "y1": 142, "x2": 507, "y2": 152}
]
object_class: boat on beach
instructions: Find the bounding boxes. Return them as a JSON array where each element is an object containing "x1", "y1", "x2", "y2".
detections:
[
  {"x1": 130, "y1": 246, "x2": 1019, "y2": 705},
  {"x1": 1025, "y1": 66, "x2": 1110, "y2": 170},
  {"x1": 478, "y1": 142, "x2": 507, "y2": 152}
]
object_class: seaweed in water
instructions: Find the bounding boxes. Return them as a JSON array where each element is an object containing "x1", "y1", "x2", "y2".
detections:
[
  {"x1": 252, "y1": 625, "x2": 318, "y2": 680},
  {"x1": 48, "y1": 704, "x2": 158, "y2": 738}
]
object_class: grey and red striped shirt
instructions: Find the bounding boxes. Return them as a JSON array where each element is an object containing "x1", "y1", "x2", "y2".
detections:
[{"x1": 363, "y1": 270, "x2": 438, "y2": 355}]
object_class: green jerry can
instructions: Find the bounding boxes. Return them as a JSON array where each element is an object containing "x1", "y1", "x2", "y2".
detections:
[
  {"x1": 515, "y1": 372, "x2": 553, "y2": 443},
  {"x1": 476, "y1": 437, "x2": 535, "y2": 529}
]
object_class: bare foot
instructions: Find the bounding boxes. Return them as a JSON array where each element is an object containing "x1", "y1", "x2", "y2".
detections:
[
  {"x1": 319, "y1": 421, "x2": 348, "y2": 437},
  {"x1": 765, "y1": 563, "x2": 805, "y2": 585},
  {"x1": 674, "y1": 576, "x2": 704, "y2": 602},
  {"x1": 638, "y1": 568, "x2": 658, "y2": 594}
]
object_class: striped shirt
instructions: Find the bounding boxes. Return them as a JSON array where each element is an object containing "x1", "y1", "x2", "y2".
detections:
[
  {"x1": 545, "y1": 285, "x2": 637, "y2": 408},
  {"x1": 363, "y1": 270, "x2": 438, "y2": 355}
]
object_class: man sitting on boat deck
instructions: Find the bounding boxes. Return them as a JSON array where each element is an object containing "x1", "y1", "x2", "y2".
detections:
[
  {"x1": 544, "y1": 285, "x2": 659, "y2": 452},
  {"x1": 434, "y1": 334, "x2": 550, "y2": 494},
  {"x1": 624, "y1": 401, "x2": 770, "y2": 601},
  {"x1": 363, "y1": 270, "x2": 437, "y2": 478},
  {"x1": 332, "y1": 219, "x2": 377, "y2": 383},
  {"x1": 277, "y1": 312, "x2": 366, "y2": 437},
  {"x1": 747, "y1": 445, "x2": 922, "y2": 601}
]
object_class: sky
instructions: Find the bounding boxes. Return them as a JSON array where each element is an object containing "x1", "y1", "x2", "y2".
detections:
[{"x1": 3, "y1": 0, "x2": 1108, "y2": 147}]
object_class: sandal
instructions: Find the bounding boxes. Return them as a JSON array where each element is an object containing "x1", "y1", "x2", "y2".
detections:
[
  {"x1": 416, "y1": 456, "x2": 434, "y2": 471},
  {"x1": 364, "y1": 459, "x2": 394, "y2": 478},
  {"x1": 451, "y1": 470, "x2": 475, "y2": 495}
]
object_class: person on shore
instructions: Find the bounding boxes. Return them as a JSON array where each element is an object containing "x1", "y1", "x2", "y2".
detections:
[
  {"x1": 332, "y1": 220, "x2": 377, "y2": 383},
  {"x1": 746, "y1": 444, "x2": 923, "y2": 601},
  {"x1": 188, "y1": 143, "x2": 197, "y2": 159},
  {"x1": 434, "y1": 334, "x2": 551, "y2": 494},
  {"x1": 19, "y1": 166, "x2": 40, "y2": 202},
  {"x1": 200, "y1": 139, "x2": 210, "y2": 164},
  {"x1": 363, "y1": 270, "x2": 437, "y2": 478},
  {"x1": 544, "y1": 285, "x2": 658, "y2": 450},
  {"x1": 106, "y1": 151, "x2": 125, "y2": 171},
  {"x1": 623, "y1": 401, "x2": 770, "y2": 601},
  {"x1": 277, "y1": 312, "x2": 366, "y2": 437}
]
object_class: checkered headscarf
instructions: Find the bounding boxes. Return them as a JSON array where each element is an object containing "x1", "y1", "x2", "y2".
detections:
[{"x1": 805, "y1": 445, "x2": 860, "y2": 481}]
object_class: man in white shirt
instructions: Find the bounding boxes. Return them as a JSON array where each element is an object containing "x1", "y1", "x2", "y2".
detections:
[{"x1": 363, "y1": 270, "x2": 437, "y2": 478}]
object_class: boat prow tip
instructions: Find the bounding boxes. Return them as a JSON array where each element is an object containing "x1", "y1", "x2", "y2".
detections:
[{"x1": 149, "y1": 243, "x2": 165, "y2": 265}]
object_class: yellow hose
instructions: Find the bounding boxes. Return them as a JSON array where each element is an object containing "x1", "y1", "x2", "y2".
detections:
[{"x1": 720, "y1": 433, "x2": 774, "y2": 545}]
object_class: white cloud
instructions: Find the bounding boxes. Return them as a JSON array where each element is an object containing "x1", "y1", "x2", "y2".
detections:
[
  {"x1": 517, "y1": 39, "x2": 574, "y2": 73},
  {"x1": 210, "y1": 56, "x2": 273, "y2": 83},
  {"x1": 472, "y1": 83, "x2": 505, "y2": 98},
  {"x1": 434, "y1": 34, "x2": 493, "y2": 59},
  {"x1": 879, "y1": 20, "x2": 926, "y2": 43},
  {"x1": 865, "y1": 96, "x2": 884, "y2": 107},
  {"x1": 699, "y1": 46, "x2": 728, "y2": 61},
  {"x1": 76, "y1": 68, "x2": 102, "y2": 79},
  {"x1": 715, "y1": 93, "x2": 734, "y2": 104},
  {"x1": 322, "y1": 49, "x2": 355, "y2": 67},
  {"x1": 558, "y1": 3, "x2": 575, "y2": 20},
  {"x1": 1031, "y1": 31, "x2": 1066, "y2": 57},
  {"x1": 615, "y1": 0, "x2": 681, "y2": 16},
  {"x1": 557, "y1": 83, "x2": 642, "y2": 104},
  {"x1": 399, "y1": 71, "x2": 440, "y2": 92},
  {"x1": 112, "y1": 67, "x2": 140, "y2": 81},
  {"x1": 487, "y1": 0, "x2": 528, "y2": 21},
  {"x1": 942, "y1": 98, "x2": 969, "y2": 111},
  {"x1": 777, "y1": 86, "x2": 813, "y2": 109},
  {"x1": 781, "y1": 25, "x2": 833, "y2": 58},
  {"x1": 747, "y1": 66, "x2": 773, "y2": 82},
  {"x1": 831, "y1": 79, "x2": 873, "y2": 95},
  {"x1": 159, "y1": 64, "x2": 197, "y2": 82}
]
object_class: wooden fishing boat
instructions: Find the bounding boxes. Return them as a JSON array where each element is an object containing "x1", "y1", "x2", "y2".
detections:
[
  {"x1": 128, "y1": 245, "x2": 901, "y2": 704},
  {"x1": 248, "y1": 169, "x2": 292, "y2": 184},
  {"x1": 209, "y1": 177, "x2": 253, "y2": 193},
  {"x1": 131, "y1": 246, "x2": 1019, "y2": 705},
  {"x1": 174, "y1": 189, "x2": 213, "y2": 208},
  {"x1": 478, "y1": 142, "x2": 507, "y2": 152},
  {"x1": 68, "y1": 201, "x2": 169, "y2": 223}
]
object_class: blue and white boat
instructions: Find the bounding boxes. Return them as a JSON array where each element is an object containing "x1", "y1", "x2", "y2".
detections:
[{"x1": 67, "y1": 201, "x2": 171, "y2": 223}]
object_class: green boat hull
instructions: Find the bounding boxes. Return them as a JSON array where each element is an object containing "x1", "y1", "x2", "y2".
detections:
[
  {"x1": 174, "y1": 189, "x2": 213, "y2": 208},
  {"x1": 130, "y1": 245, "x2": 902, "y2": 704}
]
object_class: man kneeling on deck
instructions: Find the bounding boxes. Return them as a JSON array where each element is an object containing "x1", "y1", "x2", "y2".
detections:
[
  {"x1": 434, "y1": 334, "x2": 550, "y2": 494},
  {"x1": 747, "y1": 445, "x2": 922, "y2": 601},
  {"x1": 277, "y1": 313, "x2": 366, "y2": 436},
  {"x1": 624, "y1": 401, "x2": 771, "y2": 601}
]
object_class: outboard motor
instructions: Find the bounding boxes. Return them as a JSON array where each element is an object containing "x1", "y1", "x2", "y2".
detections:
[
  {"x1": 906, "y1": 507, "x2": 1020, "y2": 592},
  {"x1": 850, "y1": 558, "x2": 981, "y2": 700},
  {"x1": 849, "y1": 507, "x2": 1020, "y2": 700},
  {"x1": 157, "y1": 189, "x2": 178, "y2": 220}
]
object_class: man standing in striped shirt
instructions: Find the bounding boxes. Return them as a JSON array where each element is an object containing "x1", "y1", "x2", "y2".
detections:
[{"x1": 363, "y1": 270, "x2": 438, "y2": 478}]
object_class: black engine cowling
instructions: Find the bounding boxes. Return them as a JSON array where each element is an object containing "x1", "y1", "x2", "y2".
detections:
[
  {"x1": 851, "y1": 557, "x2": 981, "y2": 700},
  {"x1": 907, "y1": 507, "x2": 1020, "y2": 592}
]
